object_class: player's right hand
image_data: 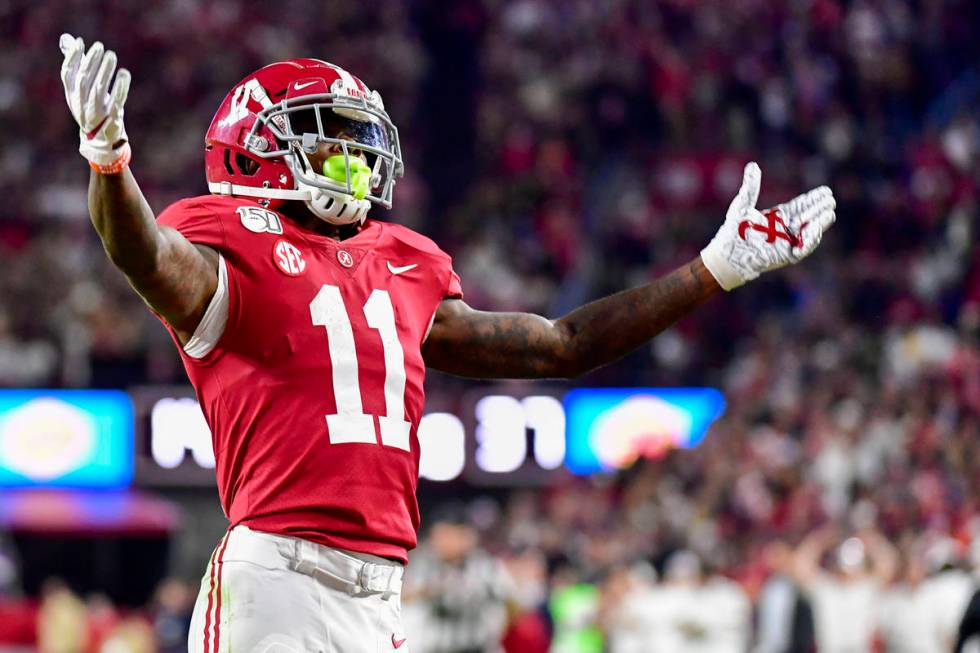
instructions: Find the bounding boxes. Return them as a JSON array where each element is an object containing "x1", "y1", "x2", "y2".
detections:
[
  {"x1": 59, "y1": 34, "x2": 131, "y2": 170},
  {"x1": 700, "y1": 162, "x2": 836, "y2": 290}
]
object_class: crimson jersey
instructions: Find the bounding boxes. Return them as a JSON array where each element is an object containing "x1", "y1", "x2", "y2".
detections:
[{"x1": 156, "y1": 195, "x2": 462, "y2": 563}]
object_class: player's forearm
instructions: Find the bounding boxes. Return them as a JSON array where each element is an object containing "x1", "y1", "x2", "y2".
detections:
[
  {"x1": 551, "y1": 257, "x2": 721, "y2": 377},
  {"x1": 88, "y1": 167, "x2": 163, "y2": 278},
  {"x1": 424, "y1": 258, "x2": 720, "y2": 379}
]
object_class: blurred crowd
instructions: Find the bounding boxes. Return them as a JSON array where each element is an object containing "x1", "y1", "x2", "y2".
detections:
[
  {"x1": 1, "y1": 0, "x2": 980, "y2": 650},
  {"x1": 4, "y1": 0, "x2": 977, "y2": 390},
  {"x1": 397, "y1": 313, "x2": 980, "y2": 652},
  {"x1": 0, "y1": 573, "x2": 196, "y2": 653}
]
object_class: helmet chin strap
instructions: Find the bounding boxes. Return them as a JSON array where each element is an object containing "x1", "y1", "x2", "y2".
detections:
[{"x1": 290, "y1": 148, "x2": 371, "y2": 225}]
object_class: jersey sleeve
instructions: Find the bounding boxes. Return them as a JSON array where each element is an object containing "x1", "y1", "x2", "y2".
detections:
[
  {"x1": 383, "y1": 222, "x2": 463, "y2": 301},
  {"x1": 445, "y1": 261, "x2": 463, "y2": 300},
  {"x1": 156, "y1": 198, "x2": 228, "y2": 250},
  {"x1": 153, "y1": 198, "x2": 236, "y2": 363}
]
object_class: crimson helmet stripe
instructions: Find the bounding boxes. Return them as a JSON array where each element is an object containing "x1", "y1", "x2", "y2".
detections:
[{"x1": 324, "y1": 62, "x2": 360, "y2": 94}]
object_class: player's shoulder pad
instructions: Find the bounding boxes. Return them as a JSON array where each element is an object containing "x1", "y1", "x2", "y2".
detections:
[
  {"x1": 157, "y1": 194, "x2": 249, "y2": 224},
  {"x1": 381, "y1": 222, "x2": 454, "y2": 262},
  {"x1": 157, "y1": 194, "x2": 250, "y2": 249},
  {"x1": 380, "y1": 221, "x2": 464, "y2": 299}
]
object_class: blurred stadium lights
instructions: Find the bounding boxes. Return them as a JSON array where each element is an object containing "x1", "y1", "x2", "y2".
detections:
[
  {"x1": 417, "y1": 412, "x2": 466, "y2": 481},
  {"x1": 524, "y1": 395, "x2": 567, "y2": 470},
  {"x1": 473, "y1": 394, "x2": 566, "y2": 473},
  {"x1": 149, "y1": 397, "x2": 215, "y2": 470}
]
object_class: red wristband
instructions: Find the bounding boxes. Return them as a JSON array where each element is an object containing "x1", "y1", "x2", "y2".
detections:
[{"x1": 89, "y1": 143, "x2": 132, "y2": 175}]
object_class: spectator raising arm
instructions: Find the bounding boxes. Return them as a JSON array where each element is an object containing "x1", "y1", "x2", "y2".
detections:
[
  {"x1": 792, "y1": 527, "x2": 838, "y2": 586},
  {"x1": 859, "y1": 529, "x2": 899, "y2": 585}
]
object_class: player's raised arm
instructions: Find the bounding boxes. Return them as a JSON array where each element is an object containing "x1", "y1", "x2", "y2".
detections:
[
  {"x1": 423, "y1": 163, "x2": 835, "y2": 379},
  {"x1": 59, "y1": 34, "x2": 217, "y2": 343}
]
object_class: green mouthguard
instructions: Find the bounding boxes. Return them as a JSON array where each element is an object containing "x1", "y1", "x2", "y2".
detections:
[{"x1": 323, "y1": 155, "x2": 371, "y2": 200}]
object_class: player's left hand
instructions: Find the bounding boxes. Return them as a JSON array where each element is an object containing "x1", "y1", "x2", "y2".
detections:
[
  {"x1": 700, "y1": 162, "x2": 836, "y2": 290},
  {"x1": 59, "y1": 34, "x2": 131, "y2": 168}
]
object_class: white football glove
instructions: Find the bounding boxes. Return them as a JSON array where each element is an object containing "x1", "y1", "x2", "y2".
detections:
[
  {"x1": 59, "y1": 34, "x2": 131, "y2": 168},
  {"x1": 701, "y1": 162, "x2": 836, "y2": 290}
]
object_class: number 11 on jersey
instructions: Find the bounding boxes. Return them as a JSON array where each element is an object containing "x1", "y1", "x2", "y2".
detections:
[{"x1": 309, "y1": 285, "x2": 411, "y2": 451}]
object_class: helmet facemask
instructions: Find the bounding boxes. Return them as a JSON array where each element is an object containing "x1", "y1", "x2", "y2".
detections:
[
  {"x1": 245, "y1": 89, "x2": 402, "y2": 225},
  {"x1": 291, "y1": 138, "x2": 372, "y2": 225}
]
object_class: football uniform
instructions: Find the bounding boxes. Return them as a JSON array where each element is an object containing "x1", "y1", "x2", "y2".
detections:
[{"x1": 156, "y1": 195, "x2": 461, "y2": 652}]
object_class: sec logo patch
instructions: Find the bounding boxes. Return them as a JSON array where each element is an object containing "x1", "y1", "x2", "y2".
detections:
[{"x1": 273, "y1": 240, "x2": 306, "y2": 276}]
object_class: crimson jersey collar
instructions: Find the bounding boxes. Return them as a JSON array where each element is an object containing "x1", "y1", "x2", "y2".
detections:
[{"x1": 289, "y1": 216, "x2": 385, "y2": 252}]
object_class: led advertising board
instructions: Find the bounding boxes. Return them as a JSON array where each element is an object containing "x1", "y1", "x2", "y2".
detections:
[
  {"x1": 0, "y1": 390, "x2": 133, "y2": 488},
  {"x1": 563, "y1": 388, "x2": 726, "y2": 474},
  {"x1": 132, "y1": 386, "x2": 725, "y2": 484},
  {"x1": 131, "y1": 386, "x2": 567, "y2": 486}
]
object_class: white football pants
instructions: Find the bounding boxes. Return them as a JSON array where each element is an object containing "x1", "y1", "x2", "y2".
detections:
[{"x1": 188, "y1": 525, "x2": 408, "y2": 653}]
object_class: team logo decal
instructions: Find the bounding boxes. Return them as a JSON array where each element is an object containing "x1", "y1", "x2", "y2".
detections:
[
  {"x1": 336, "y1": 250, "x2": 354, "y2": 268},
  {"x1": 386, "y1": 261, "x2": 418, "y2": 275},
  {"x1": 217, "y1": 78, "x2": 265, "y2": 128},
  {"x1": 273, "y1": 239, "x2": 306, "y2": 276},
  {"x1": 238, "y1": 206, "x2": 283, "y2": 234},
  {"x1": 738, "y1": 208, "x2": 803, "y2": 248}
]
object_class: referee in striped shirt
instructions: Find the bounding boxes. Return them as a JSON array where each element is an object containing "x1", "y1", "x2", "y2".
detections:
[{"x1": 404, "y1": 503, "x2": 515, "y2": 653}]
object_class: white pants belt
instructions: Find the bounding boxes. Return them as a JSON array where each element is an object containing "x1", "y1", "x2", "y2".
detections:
[{"x1": 224, "y1": 526, "x2": 403, "y2": 599}]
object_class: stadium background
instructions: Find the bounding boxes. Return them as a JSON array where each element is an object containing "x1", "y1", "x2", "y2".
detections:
[{"x1": 1, "y1": 0, "x2": 979, "y2": 651}]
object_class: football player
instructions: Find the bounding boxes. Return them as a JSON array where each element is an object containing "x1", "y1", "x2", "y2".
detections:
[{"x1": 59, "y1": 35, "x2": 835, "y2": 653}]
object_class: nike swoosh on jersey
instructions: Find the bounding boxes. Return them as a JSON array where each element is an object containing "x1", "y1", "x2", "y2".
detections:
[
  {"x1": 293, "y1": 80, "x2": 318, "y2": 90},
  {"x1": 387, "y1": 262, "x2": 418, "y2": 275},
  {"x1": 392, "y1": 635, "x2": 407, "y2": 649}
]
